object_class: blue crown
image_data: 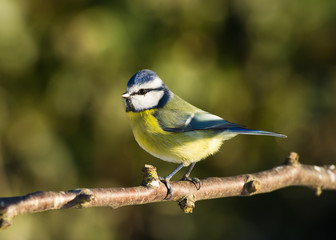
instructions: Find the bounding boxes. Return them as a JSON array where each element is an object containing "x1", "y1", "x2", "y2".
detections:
[{"x1": 127, "y1": 69, "x2": 158, "y2": 88}]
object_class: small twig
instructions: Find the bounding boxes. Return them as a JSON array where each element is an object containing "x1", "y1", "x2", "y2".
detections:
[{"x1": 0, "y1": 152, "x2": 335, "y2": 229}]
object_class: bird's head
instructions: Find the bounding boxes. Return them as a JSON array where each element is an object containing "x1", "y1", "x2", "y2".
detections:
[{"x1": 122, "y1": 69, "x2": 172, "y2": 112}]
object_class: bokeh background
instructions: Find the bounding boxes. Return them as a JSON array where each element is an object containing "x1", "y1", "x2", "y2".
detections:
[{"x1": 1, "y1": 0, "x2": 336, "y2": 239}]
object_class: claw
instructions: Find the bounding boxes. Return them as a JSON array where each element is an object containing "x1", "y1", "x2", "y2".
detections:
[
  {"x1": 159, "y1": 177, "x2": 173, "y2": 200},
  {"x1": 180, "y1": 176, "x2": 201, "y2": 190}
]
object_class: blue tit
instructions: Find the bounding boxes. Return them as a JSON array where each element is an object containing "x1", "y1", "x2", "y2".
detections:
[{"x1": 122, "y1": 69, "x2": 286, "y2": 199}]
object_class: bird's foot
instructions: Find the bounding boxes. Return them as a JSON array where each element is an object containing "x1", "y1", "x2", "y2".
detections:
[
  {"x1": 159, "y1": 177, "x2": 173, "y2": 200},
  {"x1": 180, "y1": 176, "x2": 201, "y2": 190}
]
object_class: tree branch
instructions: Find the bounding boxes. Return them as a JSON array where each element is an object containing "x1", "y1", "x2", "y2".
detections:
[{"x1": 1, "y1": 152, "x2": 335, "y2": 229}]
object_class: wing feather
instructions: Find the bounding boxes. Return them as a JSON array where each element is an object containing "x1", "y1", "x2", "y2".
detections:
[{"x1": 153, "y1": 110, "x2": 243, "y2": 133}]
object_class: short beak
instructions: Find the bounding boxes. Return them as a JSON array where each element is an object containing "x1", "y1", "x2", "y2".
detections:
[{"x1": 122, "y1": 92, "x2": 130, "y2": 98}]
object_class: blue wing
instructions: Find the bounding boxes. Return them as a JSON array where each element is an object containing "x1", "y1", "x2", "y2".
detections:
[
  {"x1": 153, "y1": 110, "x2": 286, "y2": 138},
  {"x1": 187, "y1": 112, "x2": 244, "y2": 131},
  {"x1": 153, "y1": 110, "x2": 241, "y2": 132}
]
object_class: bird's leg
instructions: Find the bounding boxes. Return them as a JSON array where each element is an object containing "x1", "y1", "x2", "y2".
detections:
[
  {"x1": 159, "y1": 163, "x2": 184, "y2": 200},
  {"x1": 180, "y1": 162, "x2": 201, "y2": 190}
]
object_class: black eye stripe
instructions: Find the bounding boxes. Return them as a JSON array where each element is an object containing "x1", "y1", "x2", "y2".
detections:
[
  {"x1": 132, "y1": 87, "x2": 164, "y2": 96},
  {"x1": 138, "y1": 89, "x2": 149, "y2": 95}
]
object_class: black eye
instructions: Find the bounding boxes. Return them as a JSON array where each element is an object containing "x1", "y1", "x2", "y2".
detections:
[{"x1": 138, "y1": 89, "x2": 149, "y2": 95}]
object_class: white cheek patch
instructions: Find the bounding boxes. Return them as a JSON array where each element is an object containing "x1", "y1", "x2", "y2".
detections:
[
  {"x1": 128, "y1": 77, "x2": 163, "y2": 93},
  {"x1": 131, "y1": 90, "x2": 165, "y2": 111}
]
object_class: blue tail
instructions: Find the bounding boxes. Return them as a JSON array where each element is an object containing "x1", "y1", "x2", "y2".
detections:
[{"x1": 227, "y1": 127, "x2": 287, "y2": 138}]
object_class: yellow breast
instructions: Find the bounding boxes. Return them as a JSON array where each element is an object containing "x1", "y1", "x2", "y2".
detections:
[{"x1": 126, "y1": 110, "x2": 225, "y2": 166}]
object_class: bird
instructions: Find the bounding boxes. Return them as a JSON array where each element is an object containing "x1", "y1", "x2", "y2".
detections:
[{"x1": 122, "y1": 69, "x2": 286, "y2": 199}]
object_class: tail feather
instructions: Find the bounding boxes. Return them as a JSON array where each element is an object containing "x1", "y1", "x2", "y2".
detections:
[{"x1": 227, "y1": 127, "x2": 287, "y2": 138}]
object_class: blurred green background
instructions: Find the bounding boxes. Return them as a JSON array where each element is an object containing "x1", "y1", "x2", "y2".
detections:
[{"x1": 1, "y1": 0, "x2": 336, "y2": 239}]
